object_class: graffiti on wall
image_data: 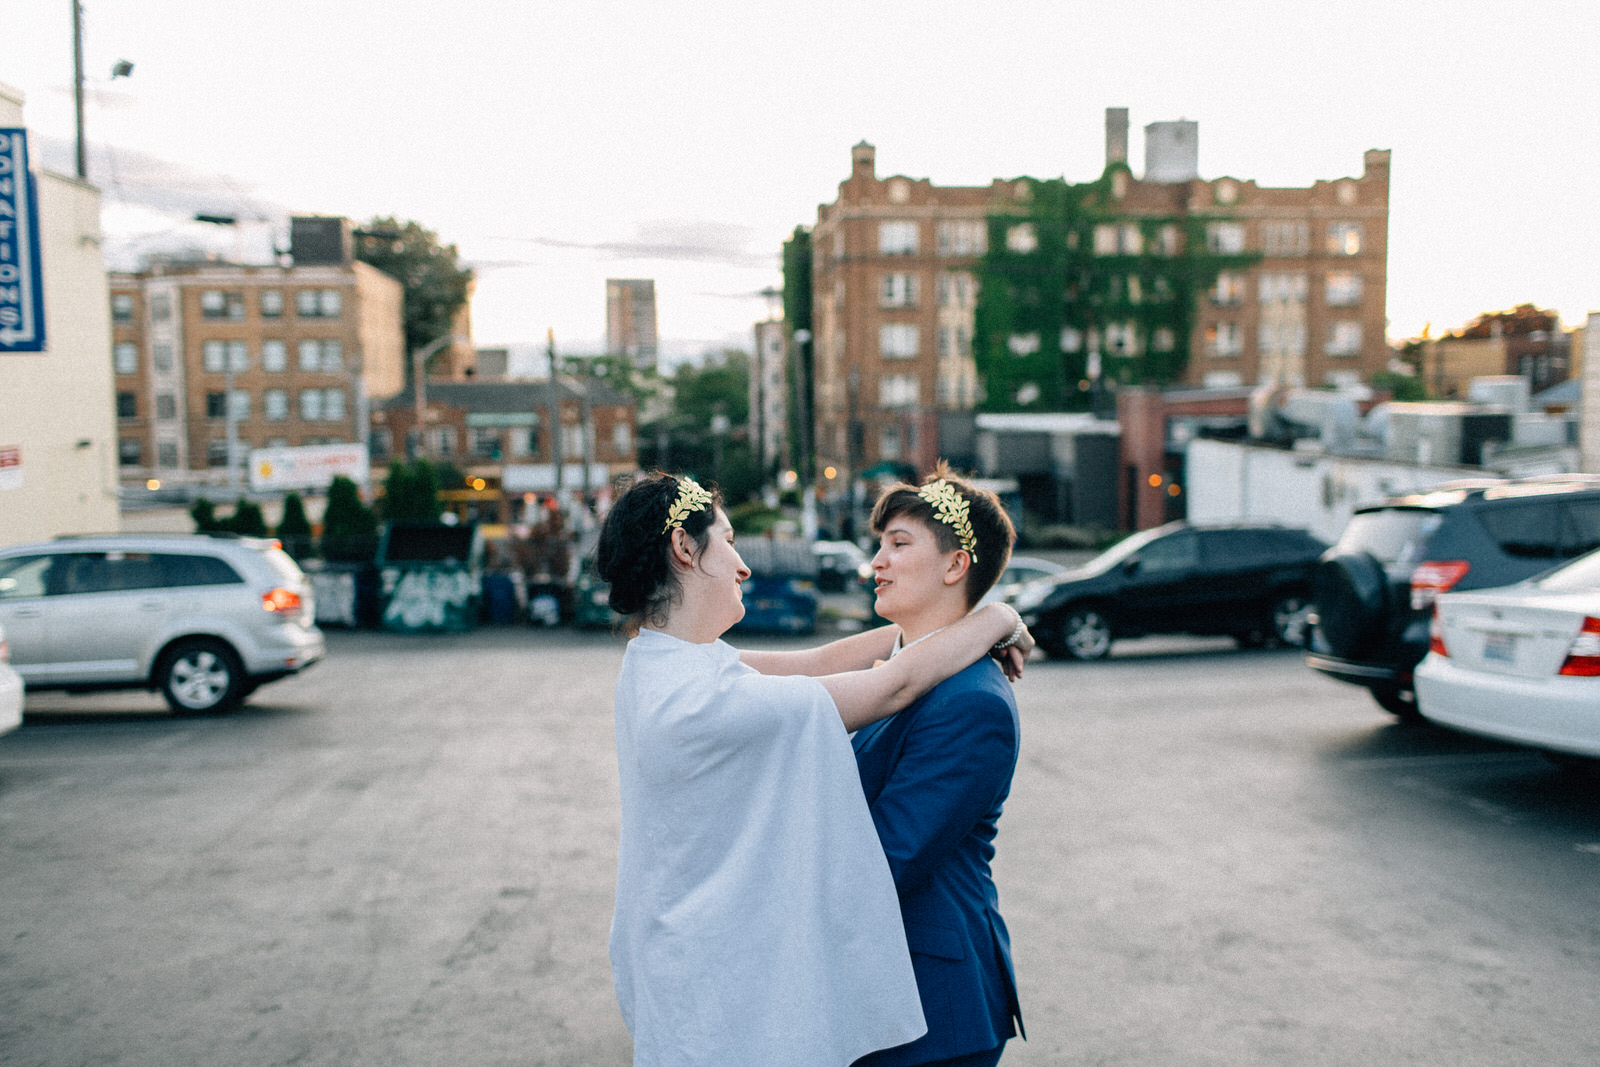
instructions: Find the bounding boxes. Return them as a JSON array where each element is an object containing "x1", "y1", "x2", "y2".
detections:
[{"x1": 381, "y1": 567, "x2": 478, "y2": 631}]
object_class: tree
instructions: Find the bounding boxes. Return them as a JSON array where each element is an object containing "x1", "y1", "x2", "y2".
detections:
[
  {"x1": 226, "y1": 498, "x2": 268, "y2": 537},
  {"x1": 320, "y1": 476, "x2": 379, "y2": 562},
  {"x1": 190, "y1": 497, "x2": 219, "y2": 533},
  {"x1": 352, "y1": 216, "x2": 475, "y2": 377},
  {"x1": 276, "y1": 492, "x2": 314, "y2": 559},
  {"x1": 972, "y1": 170, "x2": 1259, "y2": 413},
  {"x1": 382, "y1": 459, "x2": 444, "y2": 522},
  {"x1": 782, "y1": 226, "x2": 814, "y2": 481},
  {"x1": 638, "y1": 350, "x2": 761, "y2": 505}
]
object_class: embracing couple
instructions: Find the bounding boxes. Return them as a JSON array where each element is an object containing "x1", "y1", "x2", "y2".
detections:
[{"x1": 598, "y1": 464, "x2": 1027, "y2": 1067}]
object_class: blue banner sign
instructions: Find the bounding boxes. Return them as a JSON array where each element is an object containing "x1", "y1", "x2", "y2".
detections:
[{"x1": 0, "y1": 129, "x2": 47, "y2": 353}]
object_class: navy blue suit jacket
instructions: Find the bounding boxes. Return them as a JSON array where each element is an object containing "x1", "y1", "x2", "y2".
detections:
[{"x1": 851, "y1": 656, "x2": 1024, "y2": 1066}]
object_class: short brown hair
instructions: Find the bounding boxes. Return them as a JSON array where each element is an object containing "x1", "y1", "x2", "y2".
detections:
[{"x1": 869, "y1": 461, "x2": 1015, "y2": 609}]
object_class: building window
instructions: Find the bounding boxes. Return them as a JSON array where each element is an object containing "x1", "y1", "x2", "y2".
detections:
[
  {"x1": 116, "y1": 392, "x2": 138, "y2": 419},
  {"x1": 149, "y1": 292, "x2": 171, "y2": 322},
  {"x1": 1206, "y1": 222, "x2": 1246, "y2": 255},
  {"x1": 153, "y1": 342, "x2": 173, "y2": 372},
  {"x1": 1326, "y1": 321, "x2": 1363, "y2": 356},
  {"x1": 157, "y1": 441, "x2": 178, "y2": 467},
  {"x1": 299, "y1": 389, "x2": 323, "y2": 421},
  {"x1": 879, "y1": 374, "x2": 919, "y2": 409},
  {"x1": 1093, "y1": 223, "x2": 1142, "y2": 255},
  {"x1": 1206, "y1": 322, "x2": 1243, "y2": 357},
  {"x1": 613, "y1": 422, "x2": 633, "y2": 455},
  {"x1": 264, "y1": 389, "x2": 289, "y2": 421},
  {"x1": 878, "y1": 221, "x2": 919, "y2": 256},
  {"x1": 1007, "y1": 333, "x2": 1041, "y2": 357},
  {"x1": 118, "y1": 439, "x2": 142, "y2": 466},
  {"x1": 879, "y1": 323, "x2": 920, "y2": 359},
  {"x1": 113, "y1": 342, "x2": 139, "y2": 374},
  {"x1": 1151, "y1": 328, "x2": 1176, "y2": 352},
  {"x1": 1210, "y1": 273, "x2": 1247, "y2": 306},
  {"x1": 228, "y1": 390, "x2": 250, "y2": 420},
  {"x1": 324, "y1": 388, "x2": 345, "y2": 420},
  {"x1": 1154, "y1": 224, "x2": 1180, "y2": 256},
  {"x1": 296, "y1": 288, "x2": 343, "y2": 318},
  {"x1": 1104, "y1": 322, "x2": 1137, "y2": 356},
  {"x1": 1326, "y1": 222, "x2": 1363, "y2": 256},
  {"x1": 937, "y1": 325, "x2": 973, "y2": 359},
  {"x1": 1258, "y1": 273, "x2": 1308, "y2": 305},
  {"x1": 111, "y1": 293, "x2": 136, "y2": 322},
  {"x1": 156, "y1": 394, "x2": 177, "y2": 420},
  {"x1": 206, "y1": 440, "x2": 229, "y2": 467},
  {"x1": 298, "y1": 340, "x2": 344, "y2": 372},
  {"x1": 469, "y1": 428, "x2": 503, "y2": 458},
  {"x1": 937, "y1": 271, "x2": 974, "y2": 308},
  {"x1": 199, "y1": 290, "x2": 245, "y2": 320},
  {"x1": 260, "y1": 290, "x2": 284, "y2": 318},
  {"x1": 433, "y1": 427, "x2": 458, "y2": 456},
  {"x1": 1326, "y1": 272, "x2": 1363, "y2": 307},
  {"x1": 1262, "y1": 222, "x2": 1310, "y2": 256},
  {"x1": 262, "y1": 339, "x2": 288, "y2": 372},
  {"x1": 879, "y1": 273, "x2": 920, "y2": 308},
  {"x1": 203, "y1": 340, "x2": 249, "y2": 373},
  {"x1": 1059, "y1": 326, "x2": 1083, "y2": 353},
  {"x1": 937, "y1": 220, "x2": 986, "y2": 256},
  {"x1": 370, "y1": 429, "x2": 393, "y2": 460},
  {"x1": 1259, "y1": 322, "x2": 1307, "y2": 357},
  {"x1": 206, "y1": 392, "x2": 226, "y2": 418},
  {"x1": 880, "y1": 425, "x2": 902, "y2": 461},
  {"x1": 1005, "y1": 223, "x2": 1038, "y2": 254}
]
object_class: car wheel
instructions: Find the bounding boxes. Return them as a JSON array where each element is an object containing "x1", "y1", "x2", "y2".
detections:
[
  {"x1": 1313, "y1": 552, "x2": 1389, "y2": 658},
  {"x1": 1370, "y1": 686, "x2": 1423, "y2": 724},
  {"x1": 158, "y1": 638, "x2": 244, "y2": 715},
  {"x1": 1270, "y1": 595, "x2": 1313, "y2": 648},
  {"x1": 1061, "y1": 608, "x2": 1113, "y2": 661}
]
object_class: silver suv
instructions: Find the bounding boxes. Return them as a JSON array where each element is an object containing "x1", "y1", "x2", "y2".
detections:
[{"x1": 0, "y1": 533, "x2": 325, "y2": 714}]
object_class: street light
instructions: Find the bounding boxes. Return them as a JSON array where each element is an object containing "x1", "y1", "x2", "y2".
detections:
[{"x1": 412, "y1": 333, "x2": 467, "y2": 458}]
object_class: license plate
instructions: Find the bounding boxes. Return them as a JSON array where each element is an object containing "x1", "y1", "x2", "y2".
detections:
[{"x1": 1482, "y1": 630, "x2": 1517, "y2": 665}]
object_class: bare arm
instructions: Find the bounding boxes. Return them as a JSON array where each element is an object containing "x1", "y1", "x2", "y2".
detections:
[
  {"x1": 740, "y1": 625, "x2": 901, "y2": 677},
  {"x1": 818, "y1": 604, "x2": 1032, "y2": 732}
]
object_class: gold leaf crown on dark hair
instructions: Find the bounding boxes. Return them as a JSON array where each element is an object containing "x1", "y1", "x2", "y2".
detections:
[
  {"x1": 916, "y1": 479, "x2": 977, "y2": 561},
  {"x1": 662, "y1": 476, "x2": 714, "y2": 534}
]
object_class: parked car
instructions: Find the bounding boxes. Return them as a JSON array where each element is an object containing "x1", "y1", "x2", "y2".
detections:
[
  {"x1": 0, "y1": 623, "x2": 22, "y2": 737},
  {"x1": 733, "y1": 539, "x2": 818, "y2": 635},
  {"x1": 813, "y1": 539, "x2": 872, "y2": 592},
  {"x1": 982, "y1": 555, "x2": 1069, "y2": 608},
  {"x1": 571, "y1": 558, "x2": 617, "y2": 629},
  {"x1": 1414, "y1": 546, "x2": 1600, "y2": 763},
  {"x1": 1306, "y1": 475, "x2": 1600, "y2": 721},
  {"x1": 1012, "y1": 522, "x2": 1327, "y2": 660},
  {"x1": 0, "y1": 533, "x2": 325, "y2": 714}
]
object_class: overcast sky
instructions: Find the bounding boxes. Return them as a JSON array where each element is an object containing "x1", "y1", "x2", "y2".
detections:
[{"x1": 9, "y1": 0, "x2": 1598, "y2": 363}]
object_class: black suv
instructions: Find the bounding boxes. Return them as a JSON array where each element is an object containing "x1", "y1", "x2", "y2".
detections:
[
  {"x1": 1306, "y1": 475, "x2": 1600, "y2": 720},
  {"x1": 1012, "y1": 522, "x2": 1328, "y2": 660}
]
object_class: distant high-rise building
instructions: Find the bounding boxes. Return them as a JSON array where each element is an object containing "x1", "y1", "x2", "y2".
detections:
[
  {"x1": 751, "y1": 319, "x2": 790, "y2": 475},
  {"x1": 606, "y1": 279, "x2": 658, "y2": 370}
]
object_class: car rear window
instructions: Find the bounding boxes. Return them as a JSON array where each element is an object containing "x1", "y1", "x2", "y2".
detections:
[
  {"x1": 160, "y1": 553, "x2": 244, "y2": 587},
  {"x1": 1336, "y1": 508, "x2": 1443, "y2": 566},
  {"x1": 1476, "y1": 501, "x2": 1564, "y2": 560}
]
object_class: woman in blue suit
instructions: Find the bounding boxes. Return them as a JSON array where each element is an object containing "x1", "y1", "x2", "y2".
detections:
[{"x1": 852, "y1": 466, "x2": 1027, "y2": 1067}]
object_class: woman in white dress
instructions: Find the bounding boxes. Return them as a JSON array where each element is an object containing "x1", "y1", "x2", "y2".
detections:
[{"x1": 597, "y1": 472, "x2": 1030, "y2": 1067}]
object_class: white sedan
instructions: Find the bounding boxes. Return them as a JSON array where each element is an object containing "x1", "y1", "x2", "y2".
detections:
[
  {"x1": 1415, "y1": 548, "x2": 1600, "y2": 760},
  {"x1": 0, "y1": 623, "x2": 22, "y2": 738}
]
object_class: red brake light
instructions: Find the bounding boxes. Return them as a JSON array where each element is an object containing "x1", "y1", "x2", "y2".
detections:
[
  {"x1": 1427, "y1": 606, "x2": 1449, "y2": 658},
  {"x1": 262, "y1": 587, "x2": 302, "y2": 614},
  {"x1": 1410, "y1": 560, "x2": 1470, "y2": 611},
  {"x1": 1558, "y1": 617, "x2": 1600, "y2": 677},
  {"x1": 0, "y1": 637, "x2": 9, "y2": 665}
]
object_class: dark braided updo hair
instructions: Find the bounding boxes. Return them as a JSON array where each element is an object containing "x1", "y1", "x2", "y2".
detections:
[{"x1": 596, "y1": 471, "x2": 722, "y2": 633}]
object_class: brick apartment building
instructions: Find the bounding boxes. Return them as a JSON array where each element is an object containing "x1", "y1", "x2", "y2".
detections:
[
  {"x1": 108, "y1": 216, "x2": 405, "y2": 491},
  {"x1": 807, "y1": 109, "x2": 1392, "y2": 479}
]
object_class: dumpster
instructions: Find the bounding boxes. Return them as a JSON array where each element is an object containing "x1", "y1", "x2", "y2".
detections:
[{"x1": 376, "y1": 521, "x2": 483, "y2": 633}]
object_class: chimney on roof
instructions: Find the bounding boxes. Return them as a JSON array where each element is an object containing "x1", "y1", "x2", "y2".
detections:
[
  {"x1": 852, "y1": 141, "x2": 876, "y2": 180},
  {"x1": 1105, "y1": 108, "x2": 1129, "y2": 168}
]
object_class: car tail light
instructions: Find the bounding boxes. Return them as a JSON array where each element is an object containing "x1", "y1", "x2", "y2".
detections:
[
  {"x1": 1410, "y1": 560, "x2": 1470, "y2": 611},
  {"x1": 1558, "y1": 617, "x2": 1600, "y2": 677},
  {"x1": 0, "y1": 636, "x2": 9, "y2": 664},
  {"x1": 1427, "y1": 606, "x2": 1449, "y2": 657},
  {"x1": 262, "y1": 587, "x2": 303, "y2": 614}
]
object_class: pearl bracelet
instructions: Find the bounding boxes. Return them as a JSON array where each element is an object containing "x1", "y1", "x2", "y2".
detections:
[{"x1": 992, "y1": 605, "x2": 1025, "y2": 651}]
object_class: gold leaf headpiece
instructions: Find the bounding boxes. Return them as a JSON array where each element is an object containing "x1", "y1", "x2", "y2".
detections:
[
  {"x1": 916, "y1": 479, "x2": 977, "y2": 562},
  {"x1": 662, "y1": 476, "x2": 715, "y2": 534}
]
